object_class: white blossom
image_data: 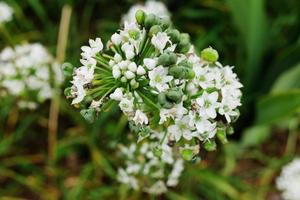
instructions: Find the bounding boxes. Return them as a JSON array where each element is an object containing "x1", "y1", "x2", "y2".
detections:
[
  {"x1": 151, "y1": 32, "x2": 170, "y2": 53},
  {"x1": 149, "y1": 66, "x2": 173, "y2": 92}
]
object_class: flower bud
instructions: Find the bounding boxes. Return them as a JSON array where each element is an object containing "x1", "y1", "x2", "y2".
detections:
[
  {"x1": 128, "y1": 62, "x2": 137, "y2": 72},
  {"x1": 120, "y1": 76, "x2": 127, "y2": 82},
  {"x1": 130, "y1": 79, "x2": 139, "y2": 89},
  {"x1": 80, "y1": 108, "x2": 96, "y2": 123},
  {"x1": 200, "y1": 47, "x2": 219, "y2": 63},
  {"x1": 169, "y1": 66, "x2": 195, "y2": 79},
  {"x1": 112, "y1": 69, "x2": 121, "y2": 78},
  {"x1": 158, "y1": 93, "x2": 167, "y2": 105},
  {"x1": 157, "y1": 52, "x2": 177, "y2": 66},
  {"x1": 167, "y1": 29, "x2": 180, "y2": 43},
  {"x1": 149, "y1": 25, "x2": 162, "y2": 37},
  {"x1": 144, "y1": 14, "x2": 158, "y2": 29},
  {"x1": 62, "y1": 62, "x2": 74, "y2": 78},
  {"x1": 137, "y1": 66, "x2": 146, "y2": 75},
  {"x1": 177, "y1": 33, "x2": 191, "y2": 53},
  {"x1": 181, "y1": 148, "x2": 194, "y2": 161},
  {"x1": 125, "y1": 71, "x2": 135, "y2": 79},
  {"x1": 153, "y1": 147, "x2": 163, "y2": 157},
  {"x1": 111, "y1": 33, "x2": 122, "y2": 45},
  {"x1": 166, "y1": 88, "x2": 183, "y2": 104},
  {"x1": 204, "y1": 140, "x2": 217, "y2": 151},
  {"x1": 159, "y1": 18, "x2": 171, "y2": 30},
  {"x1": 217, "y1": 129, "x2": 228, "y2": 144},
  {"x1": 64, "y1": 87, "x2": 71, "y2": 97},
  {"x1": 135, "y1": 10, "x2": 145, "y2": 25}
]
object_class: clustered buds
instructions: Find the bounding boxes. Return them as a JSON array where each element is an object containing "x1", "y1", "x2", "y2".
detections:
[
  {"x1": 65, "y1": 9, "x2": 242, "y2": 194},
  {"x1": 0, "y1": 43, "x2": 63, "y2": 109}
]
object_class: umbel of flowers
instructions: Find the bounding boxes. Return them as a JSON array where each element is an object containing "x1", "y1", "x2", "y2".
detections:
[
  {"x1": 65, "y1": 10, "x2": 242, "y2": 161},
  {"x1": 0, "y1": 43, "x2": 64, "y2": 109},
  {"x1": 117, "y1": 132, "x2": 184, "y2": 195}
]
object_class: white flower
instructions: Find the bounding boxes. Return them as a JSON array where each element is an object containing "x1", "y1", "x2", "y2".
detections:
[
  {"x1": 168, "y1": 116, "x2": 193, "y2": 142},
  {"x1": 110, "y1": 88, "x2": 124, "y2": 101},
  {"x1": 119, "y1": 95, "x2": 134, "y2": 113},
  {"x1": 151, "y1": 32, "x2": 170, "y2": 53},
  {"x1": 133, "y1": 110, "x2": 149, "y2": 125},
  {"x1": 276, "y1": 158, "x2": 300, "y2": 200},
  {"x1": 159, "y1": 103, "x2": 187, "y2": 124},
  {"x1": 111, "y1": 33, "x2": 122, "y2": 45},
  {"x1": 72, "y1": 66, "x2": 94, "y2": 86},
  {"x1": 71, "y1": 83, "x2": 86, "y2": 104},
  {"x1": 149, "y1": 66, "x2": 173, "y2": 92},
  {"x1": 196, "y1": 91, "x2": 219, "y2": 119},
  {"x1": 188, "y1": 111, "x2": 217, "y2": 140},
  {"x1": 121, "y1": 43, "x2": 135, "y2": 60},
  {"x1": 88, "y1": 37, "x2": 103, "y2": 53},
  {"x1": 0, "y1": 2, "x2": 13, "y2": 24},
  {"x1": 143, "y1": 58, "x2": 157, "y2": 70}
]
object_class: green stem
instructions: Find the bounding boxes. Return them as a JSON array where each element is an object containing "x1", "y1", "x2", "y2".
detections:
[{"x1": 0, "y1": 25, "x2": 14, "y2": 46}]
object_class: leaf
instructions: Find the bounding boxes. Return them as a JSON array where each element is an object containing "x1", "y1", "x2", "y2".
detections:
[
  {"x1": 226, "y1": 0, "x2": 268, "y2": 91},
  {"x1": 271, "y1": 63, "x2": 300, "y2": 93},
  {"x1": 256, "y1": 90, "x2": 300, "y2": 124},
  {"x1": 241, "y1": 125, "x2": 271, "y2": 147}
]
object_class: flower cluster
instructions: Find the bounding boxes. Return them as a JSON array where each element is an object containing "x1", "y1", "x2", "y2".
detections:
[
  {"x1": 276, "y1": 158, "x2": 300, "y2": 200},
  {"x1": 66, "y1": 10, "x2": 242, "y2": 160},
  {"x1": 117, "y1": 132, "x2": 184, "y2": 195},
  {"x1": 0, "y1": 43, "x2": 64, "y2": 109},
  {"x1": 122, "y1": 0, "x2": 170, "y2": 24},
  {"x1": 0, "y1": 2, "x2": 13, "y2": 24}
]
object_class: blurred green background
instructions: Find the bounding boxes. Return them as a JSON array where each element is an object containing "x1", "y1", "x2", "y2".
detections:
[{"x1": 0, "y1": 0, "x2": 299, "y2": 199}]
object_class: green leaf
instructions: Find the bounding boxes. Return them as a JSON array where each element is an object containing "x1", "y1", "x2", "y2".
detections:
[
  {"x1": 271, "y1": 63, "x2": 300, "y2": 93},
  {"x1": 241, "y1": 125, "x2": 271, "y2": 147},
  {"x1": 226, "y1": 0, "x2": 268, "y2": 91},
  {"x1": 256, "y1": 90, "x2": 300, "y2": 124}
]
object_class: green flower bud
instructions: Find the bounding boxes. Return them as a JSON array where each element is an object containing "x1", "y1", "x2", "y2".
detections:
[
  {"x1": 64, "y1": 87, "x2": 71, "y2": 97},
  {"x1": 167, "y1": 29, "x2": 180, "y2": 43},
  {"x1": 169, "y1": 66, "x2": 195, "y2": 79},
  {"x1": 181, "y1": 148, "x2": 194, "y2": 161},
  {"x1": 144, "y1": 14, "x2": 158, "y2": 29},
  {"x1": 166, "y1": 88, "x2": 183, "y2": 103},
  {"x1": 169, "y1": 66, "x2": 183, "y2": 79},
  {"x1": 80, "y1": 108, "x2": 96, "y2": 123},
  {"x1": 157, "y1": 52, "x2": 177, "y2": 66},
  {"x1": 226, "y1": 126, "x2": 234, "y2": 135},
  {"x1": 158, "y1": 93, "x2": 174, "y2": 108},
  {"x1": 159, "y1": 17, "x2": 171, "y2": 30},
  {"x1": 158, "y1": 93, "x2": 167, "y2": 105},
  {"x1": 153, "y1": 147, "x2": 163, "y2": 157},
  {"x1": 149, "y1": 25, "x2": 162, "y2": 37},
  {"x1": 204, "y1": 140, "x2": 217, "y2": 151},
  {"x1": 177, "y1": 33, "x2": 191, "y2": 53},
  {"x1": 200, "y1": 47, "x2": 219, "y2": 63},
  {"x1": 62, "y1": 62, "x2": 74, "y2": 77},
  {"x1": 217, "y1": 129, "x2": 228, "y2": 144},
  {"x1": 135, "y1": 10, "x2": 145, "y2": 25}
]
